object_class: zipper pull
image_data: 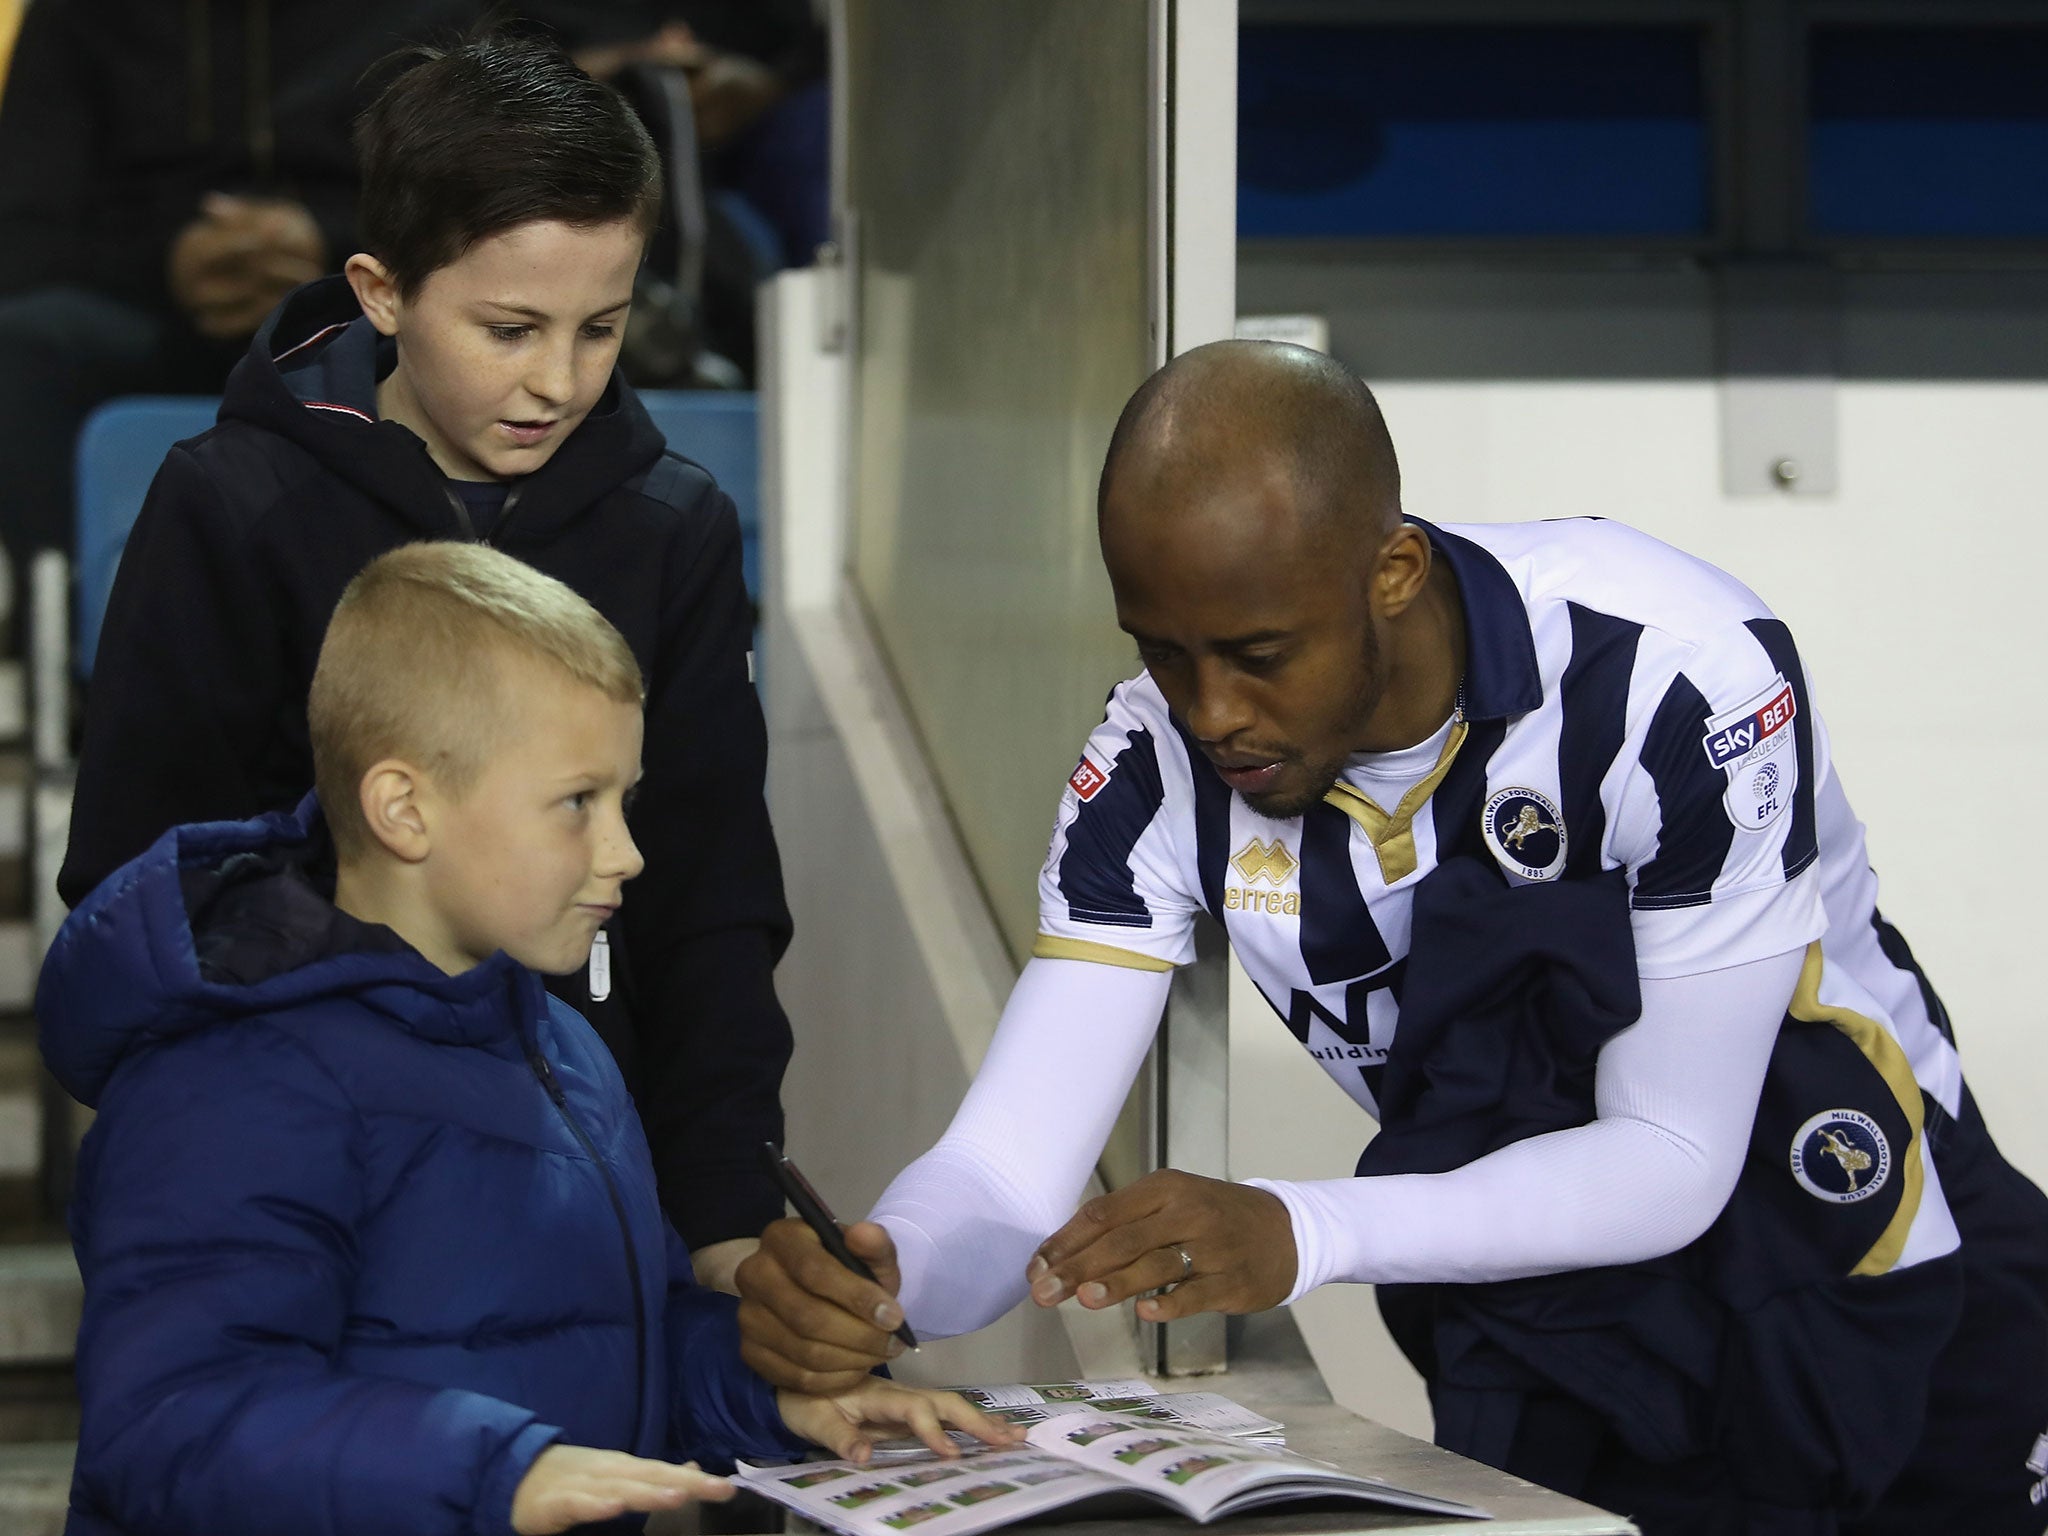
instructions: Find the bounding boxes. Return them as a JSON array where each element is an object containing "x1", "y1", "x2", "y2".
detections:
[
  {"x1": 527, "y1": 1050, "x2": 567, "y2": 1106},
  {"x1": 588, "y1": 929, "x2": 612, "y2": 1003}
]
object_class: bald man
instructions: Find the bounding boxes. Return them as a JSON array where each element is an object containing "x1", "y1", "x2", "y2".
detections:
[{"x1": 738, "y1": 343, "x2": 2048, "y2": 1534}]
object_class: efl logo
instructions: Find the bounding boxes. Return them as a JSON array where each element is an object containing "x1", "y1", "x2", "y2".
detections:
[
  {"x1": 1702, "y1": 681, "x2": 1796, "y2": 770},
  {"x1": 1068, "y1": 756, "x2": 1109, "y2": 802}
]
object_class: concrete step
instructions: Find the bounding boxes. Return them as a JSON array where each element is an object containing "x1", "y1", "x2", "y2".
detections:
[
  {"x1": 0, "y1": 1246, "x2": 82, "y2": 1448},
  {"x1": 0, "y1": 1246, "x2": 80, "y2": 1370},
  {"x1": 0, "y1": 1442, "x2": 71, "y2": 1536},
  {"x1": 0, "y1": 924, "x2": 37, "y2": 1017},
  {"x1": 0, "y1": 664, "x2": 25, "y2": 750}
]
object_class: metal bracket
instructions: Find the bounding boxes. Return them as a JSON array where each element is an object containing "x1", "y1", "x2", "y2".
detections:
[
  {"x1": 1143, "y1": 914, "x2": 1231, "y2": 1377},
  {"x1": 1717, "y1": 263, "x2": 1841, "y2": 496}
]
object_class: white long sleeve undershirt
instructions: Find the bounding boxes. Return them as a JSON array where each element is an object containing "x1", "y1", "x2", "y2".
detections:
[
  {"x1": 871, "y1": 959, "x2": 1172, "y2": 1339},
  {"x1": 870, "y1": 947, "x2": 1801, "y2": 1337}
]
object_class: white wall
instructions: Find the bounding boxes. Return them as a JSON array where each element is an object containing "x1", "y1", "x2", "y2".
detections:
[
  {"x1": 761, "y1": 270, "x2": 1144, "y2": 1389},
  {"x1": 1228, "y1": 378, "x2": 2048, "y2": 1436}
]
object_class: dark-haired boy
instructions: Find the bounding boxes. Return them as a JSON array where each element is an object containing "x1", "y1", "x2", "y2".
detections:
[{"x1": 58, "y1": 33, "x2": 791, "y2": 1289}]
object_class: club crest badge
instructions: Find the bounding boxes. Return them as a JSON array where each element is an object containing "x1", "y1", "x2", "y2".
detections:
[
  {"x1": 1482, "y1": 787, "x2": 1567, "y2": 882},
  {"x1": 1789, "y1": 1109, "x2": 1891, "y2": 1204}
]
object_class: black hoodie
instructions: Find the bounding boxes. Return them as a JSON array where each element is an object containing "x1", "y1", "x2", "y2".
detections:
[{"x1": 59, "y1": 275, "x2": 793, "y2": 1250}]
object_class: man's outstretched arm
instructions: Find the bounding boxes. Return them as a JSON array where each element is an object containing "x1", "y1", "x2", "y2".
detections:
[
  {"x1": 1030, "y1": 946, "x2": 1803, "y2": 1319},
  {"x1": 736, "y1": 957, "x2": 1170, "y2": 1393}
]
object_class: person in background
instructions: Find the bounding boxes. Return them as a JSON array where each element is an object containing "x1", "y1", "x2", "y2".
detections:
[{"x1": 0, "y1": 0, "x2": 668, "y2": 630}]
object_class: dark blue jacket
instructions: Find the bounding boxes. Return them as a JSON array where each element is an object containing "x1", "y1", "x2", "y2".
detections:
[{"x1": 40, "y1": 802, "x2": 803, "y2": 1536}]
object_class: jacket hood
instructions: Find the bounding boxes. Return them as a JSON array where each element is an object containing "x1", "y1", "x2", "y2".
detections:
[
  {"x1": 38, "y1": 797, "x2": 543, "y2": 1109},
  {"x1": 219, "y1": 276, "x2": 669, "y2": 542}
]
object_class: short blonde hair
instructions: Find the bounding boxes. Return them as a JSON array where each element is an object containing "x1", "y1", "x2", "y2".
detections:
[{"x1": 310, "y1": 542, "x2": 644, "y2": 859}]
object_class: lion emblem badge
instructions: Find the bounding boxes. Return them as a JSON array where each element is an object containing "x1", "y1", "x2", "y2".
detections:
[
  {"x1": 1483, "y1": 787, "x2": 1567, "y2": 882},
  {"x1": 1790, "y1": 1109, "x2": 1891, "y2": 1204}
]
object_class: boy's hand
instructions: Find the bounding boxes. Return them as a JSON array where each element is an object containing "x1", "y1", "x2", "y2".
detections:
[
  {"x1": 690, "y1": 1235, "x2": 760, "y2": 1297},
  {"x1": 510, "y1": 1444, "x2": 733, "y2": 1535},
  {"x1": 737, "y1": 1216, "x2": 905, "y2": 1394},
  {"x1": 777, "y1": 1381, "x2": 1027, "y2": 1465}
]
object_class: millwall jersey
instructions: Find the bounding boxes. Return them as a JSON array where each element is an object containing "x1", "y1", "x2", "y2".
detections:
[{"x1": 1035, "y1": 518, "x2": 1964, "y2": 1269}]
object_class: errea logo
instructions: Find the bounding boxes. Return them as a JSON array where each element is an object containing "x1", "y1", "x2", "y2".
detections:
[
  {"x1": 1232, "y1": 838, "x2": 1295, "y2": 885},
  {"x1": 1226, "y1": 838, "x2": 1300, "y2": 915}
]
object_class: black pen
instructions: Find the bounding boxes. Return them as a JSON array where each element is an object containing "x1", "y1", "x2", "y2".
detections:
[{"x1": 761, "y1": 1141, "x2": 919, "y2": 1352}]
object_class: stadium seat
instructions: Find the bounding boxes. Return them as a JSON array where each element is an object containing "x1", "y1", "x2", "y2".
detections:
[
  {"x1": 72, "y1": 396, "x2": 220, "y2": 679},
  {"x1": 68, "y1": 391, "x2": 758, "y2": 682},
  {"x1": 635, "y1": 390, "x2": 761, "y2": 603}
]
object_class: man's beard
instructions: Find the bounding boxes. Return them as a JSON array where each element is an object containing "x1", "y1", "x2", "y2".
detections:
[
  {"x1": 1240, "y1": 751, "x2": 1349, "y2": 822},
  {"x1": 1241, "y1": 629, "x2": 1384, "y2": 822}
]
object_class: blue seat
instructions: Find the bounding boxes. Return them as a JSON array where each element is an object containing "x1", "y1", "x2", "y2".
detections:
[
  {"x1": 73, "y1": 396, "x2": 221, "y2": 679},
  {"x1": 635, "y1": 390, "x2": 760, "y2": 602},
  {"x1": 70, "y1": 391, "x2": 759, "y2": 680}
]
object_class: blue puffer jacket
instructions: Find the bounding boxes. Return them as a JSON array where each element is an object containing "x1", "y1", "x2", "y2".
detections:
[{"x1": 40, "y1": 802, "x2": 804, "y2": 1536}]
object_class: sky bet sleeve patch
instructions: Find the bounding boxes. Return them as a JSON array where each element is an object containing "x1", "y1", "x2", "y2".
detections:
[
  {"x1": 1702, "y1": 672, "x2": 1798, "y2": 832},
  {"x1": 1068, "y1": 756, "x2": 1109, "y2": 802}
]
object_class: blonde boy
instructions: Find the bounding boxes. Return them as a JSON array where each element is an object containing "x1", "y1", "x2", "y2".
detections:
[{"x1": 40, "y1": 544, "x2": 1010, "y2": 1536}]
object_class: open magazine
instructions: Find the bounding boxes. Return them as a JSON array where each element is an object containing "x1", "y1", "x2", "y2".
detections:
[
  {"x1": 865, "y1": 1379, "x2": 1284, "y2": 1463},
  {"x1": 739, "y1": 1406, "x2": 1486, "y2": 1533}
]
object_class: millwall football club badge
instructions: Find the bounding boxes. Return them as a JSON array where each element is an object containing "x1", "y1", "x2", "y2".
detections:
[
  {"x1": 1789, "y1": 1108, "x2": 1890, "y2": 1203},
  {"x1": 1482, "y1": 787, "x2": 1567, "y2": 882}
]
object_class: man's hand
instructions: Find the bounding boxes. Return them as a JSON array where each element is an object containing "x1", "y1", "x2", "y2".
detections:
[
  {"x1": 1026, "y1": 1170, "x2": 1297, "y2": 1323},
  {"x1": 571, "y1": 21, "x2": 703, "y2": 82},
  {"x1": 510, "y1": 1445, "x2": 732, "y2": 1535},
  {"x1": 777, "y1": 1380, "x2": 1026, "y2": 1465},
  {"x1": 686, "y1": 50, "x2": 783, "y2": 148},
  {"x1": 167, "y1": 193, "x2": 325, "y2": 339},
  {"x1": 736, "y1": 1216, "x2": 907, "y2": 1395}
]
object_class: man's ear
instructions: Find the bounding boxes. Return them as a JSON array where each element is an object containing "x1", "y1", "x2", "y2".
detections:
[
  {"x1": 344, "y1": 252, "x2": 403, "y2": 337},
  {"x1": 357, "y1": 760, "x2": 430, "y2": 863},
  {"x1": 1370, "y1": 522, "x2": 1433, "y2": 619}
]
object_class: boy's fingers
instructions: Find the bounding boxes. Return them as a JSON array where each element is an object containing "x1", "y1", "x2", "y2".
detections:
[
  {"x1": 617, "y1": 1476, "x2": 709, "y2": 1508},
  {"x1": 935, "y1": 1392, "x2": 1027, "y2": 1447},
  {"x1": 886, "y1": 1395, "x2": 953, "y2": 1457},
  {"x1": 554, "y1": 1491, "x2": 628, "y2": 1529},
  {"x1": 794, "y1": 1410, "x2": 866, "y2": 1462},
  {"x1": 686, "y1": 1471, "x2": 738, "y2": 1502}
]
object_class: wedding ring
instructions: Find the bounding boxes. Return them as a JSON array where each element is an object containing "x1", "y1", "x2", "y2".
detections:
[{"x1": 1173, "y1": 1245, "x2": 1194, "y2": 1281}]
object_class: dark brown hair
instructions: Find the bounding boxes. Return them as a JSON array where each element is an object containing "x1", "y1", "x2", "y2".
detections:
[{"x1": 354, "y1": 32, "x2": 662, "y2": 296}]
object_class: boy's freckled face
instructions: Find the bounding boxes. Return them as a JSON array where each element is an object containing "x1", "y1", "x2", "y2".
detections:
[
  {"x1": 373, "y1": 218, "x2": 646, "y2": 483},
  {"x1": 424, "y1": 657, "x2": 647, "y2": 976}
]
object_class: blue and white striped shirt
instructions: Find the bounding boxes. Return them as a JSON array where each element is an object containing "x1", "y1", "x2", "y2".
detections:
[{"x1": 1034, "y1": 517, "x2": 1961, "y2": 1168}]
